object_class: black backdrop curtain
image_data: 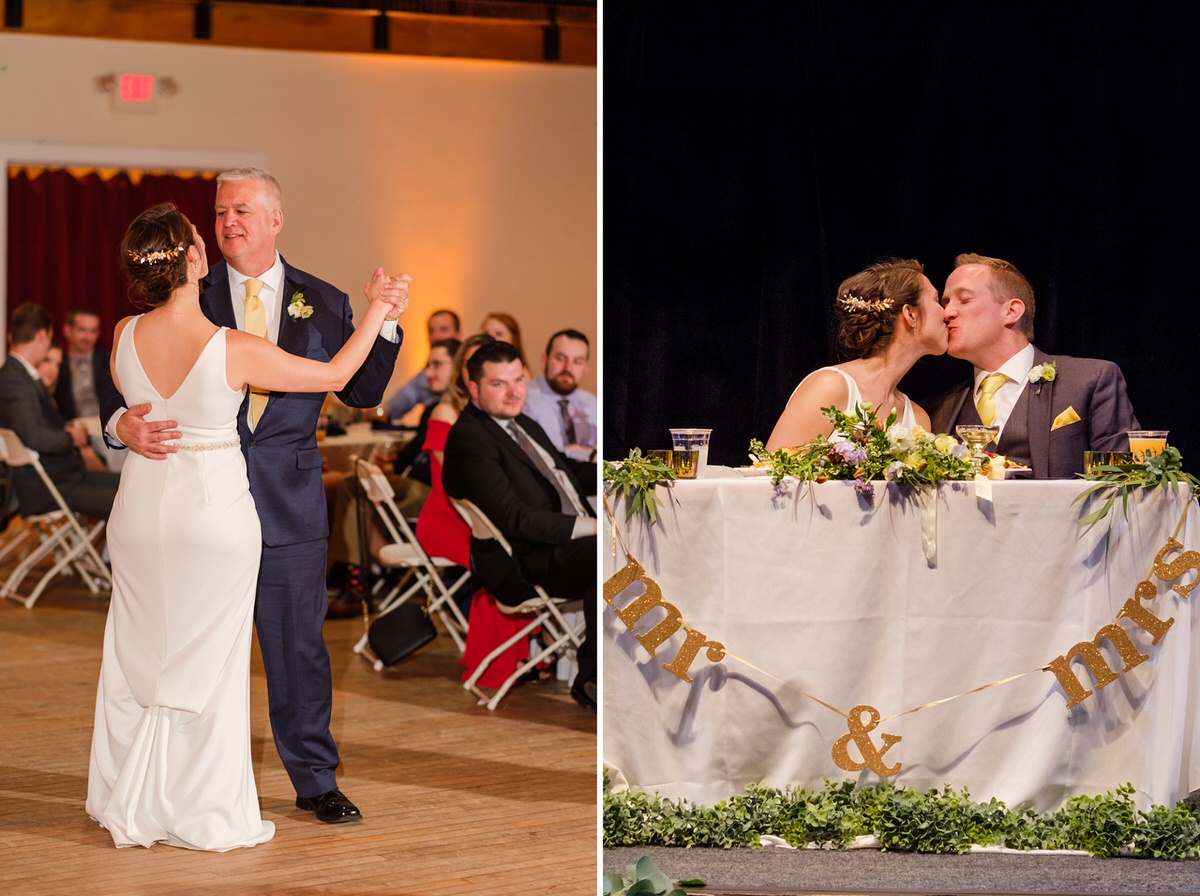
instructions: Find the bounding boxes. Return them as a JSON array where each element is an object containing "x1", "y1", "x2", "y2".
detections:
[
  {"x1": 6, "y1": 168, "x2": 218, "y2": 350},
  {"x1": 605, "y1": 3, "x2": 1200, "y2": 467}
]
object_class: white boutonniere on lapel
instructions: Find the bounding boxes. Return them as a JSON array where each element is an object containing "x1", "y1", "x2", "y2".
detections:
[
  {"x1": 1027, "y1": 361, "x2": 1057, "y2": 394},
  {"x1": 287, "y1": 290, "x2": 314, "y2": 320}
]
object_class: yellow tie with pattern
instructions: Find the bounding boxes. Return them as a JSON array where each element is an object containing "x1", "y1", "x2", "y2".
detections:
[
  {"x1": 243, "y1": 278, "x2": 268, "y2": 429},
  {"x1": 975, "y1": 372, "x2": 1008, "y2": 427}
]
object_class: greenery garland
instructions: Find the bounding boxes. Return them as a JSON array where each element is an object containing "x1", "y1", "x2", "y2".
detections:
[
  {"x1": 603, "y1": 772, "x2": 1200, "y2": 860},
  {"x1": 1075, "y1": 446, "x2": 1200, "y2": 533},
  {"x1": 603, "y1": 448, "x2": 677, "y2": 523}
]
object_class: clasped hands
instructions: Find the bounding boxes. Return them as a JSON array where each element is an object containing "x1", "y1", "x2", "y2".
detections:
[{"x1": 366, "y1": 268, "x2": 412, "y2": 321}]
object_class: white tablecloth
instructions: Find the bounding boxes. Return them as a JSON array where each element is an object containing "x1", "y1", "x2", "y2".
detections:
[{"x1": 603, "y1": 471, "x2": 1200, "y2": 810}]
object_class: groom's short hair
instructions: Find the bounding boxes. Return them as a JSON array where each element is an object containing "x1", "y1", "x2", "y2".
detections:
[{"x1": 954, "y1": 253, "x2": 1036, "y2": 341}]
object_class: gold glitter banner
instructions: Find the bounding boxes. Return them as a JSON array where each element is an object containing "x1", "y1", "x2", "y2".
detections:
[{"x1": 603, "y1": 488, "x2": 1199, "y2": 777}]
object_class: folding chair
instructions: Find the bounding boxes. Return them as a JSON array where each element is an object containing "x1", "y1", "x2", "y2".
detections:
[
  {"x1": 450, "y1": 497, "x2": 586, "y2": 711},
  {"x1": 0, "y1": 428, "x2": 112, "y2": 608},
  {"x1": 349, "y1": 458, "x2": 471, "y2": 666}
]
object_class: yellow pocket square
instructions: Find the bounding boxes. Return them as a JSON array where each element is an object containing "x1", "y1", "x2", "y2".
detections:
[{"x1": 1051, "y1": 406, "x2": 1081, "y2": 431}]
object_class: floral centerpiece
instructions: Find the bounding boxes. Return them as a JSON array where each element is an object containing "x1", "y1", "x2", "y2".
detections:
[{"x1": 748, "y1": 403, "x2": 975, "y2": 496}]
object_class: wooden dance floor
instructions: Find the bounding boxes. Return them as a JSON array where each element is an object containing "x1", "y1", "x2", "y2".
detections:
[{"x1": 0, "y1": 575, "x2": 597, "y2": 895}]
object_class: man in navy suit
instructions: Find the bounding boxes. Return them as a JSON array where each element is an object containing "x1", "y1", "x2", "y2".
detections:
[
  {"x1": 926, "y1": 253, "x2": 1138, "y2": 478},
  {"x1": 103, "y1": 168, "x2": 407, "y2": 823},
  {"x1": 441, "y1": 340, "x2": 597, "y2": 708}
]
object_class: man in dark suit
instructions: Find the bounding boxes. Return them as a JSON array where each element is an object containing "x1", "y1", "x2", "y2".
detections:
[
  {"x1": 102, "y1": 168, "x2": 407, "y2": 824},
  {"x1": 926, "y1": 253, "x2": 1138, "y2": 479},
  {"x1": 54, "y1": 308, "x2": 106, "y2": 420},
  {"x1": 0, "y1": 303, "x2": 119, "y2": 518},
  {"x1": 441, "y1": 340, "x2": 597, "y2": 708}
]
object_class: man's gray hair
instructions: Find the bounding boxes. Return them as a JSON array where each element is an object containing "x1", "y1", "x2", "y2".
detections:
[{"x1": 216, "y1": 167, "x2": 283, "y2": 211}]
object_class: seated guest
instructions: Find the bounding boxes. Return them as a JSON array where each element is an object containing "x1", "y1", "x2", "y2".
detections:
[
  {"x1": 766, "y1": 259, "x2": 947, "y2": 450},
  {"x1": 926, "y1": 253, "x2": 1138, "y2": 478},
  {"x1": 416, "y1": 333, "x2": 494, "y2": 567},
  {"x1": 416, "y1": 333, "x2": 538, "y2": 684},
  {"x1": 384, "y1": 309, "x2": 462, "y2": 422},
  {"x1": 37, "y1": 343, "x2": 63, "y2": 392},
  {"x1": 57, "y1": 306, "x2": 125, "y2": 472},
  {"x1": 0, "y1": 303, "x2": 120, "y2": 518},
  {"x1": 325, "y1": 338, "x2": 460, "y2": 616},
  {"x1": 521, "y1": 328, "x2": 597, "y2": 462},
  {"x1": 480, "y1": 312, "x2": 528, "y2": 369},
  {"x1": 442, "y1": 340, "x2": 597, "y2": 708}
]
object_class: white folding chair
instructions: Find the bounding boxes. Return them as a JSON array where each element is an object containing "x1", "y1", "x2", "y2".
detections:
[
  {"x1": 0, "y1": 428, "x2": 112, "y2": 608},
  {"x1": 450, "y1": 497, "x2": 586, "y2": 710},
  {"x1": 349, "y1": 458, "x2": 471, "y2": 666}
]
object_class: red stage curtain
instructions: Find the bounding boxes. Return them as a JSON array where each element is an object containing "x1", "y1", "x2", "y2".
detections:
[{"x1": 6, "y1": 167, "x2": 218, "y2": 348}]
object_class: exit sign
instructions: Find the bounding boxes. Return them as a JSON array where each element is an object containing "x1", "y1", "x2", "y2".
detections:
[{"x1": 113, "y1": 73, "x2": 157, "y2": 112}]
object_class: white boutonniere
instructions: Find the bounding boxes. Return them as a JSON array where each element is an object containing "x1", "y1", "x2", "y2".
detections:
[
  {"x1": 1027, "y1": 361, "x2": 1056, "y2": 393},
  {"x1": 287, "y1": 291, "x2": 314, "y2": 320}
]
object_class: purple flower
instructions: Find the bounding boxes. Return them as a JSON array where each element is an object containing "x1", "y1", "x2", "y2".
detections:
[
  {"x1": 834, "y1": 441, "x2": 867, "y2": 464},
  {"x1": 853, "y1": 478, "x2": 875, "y2": 499}
]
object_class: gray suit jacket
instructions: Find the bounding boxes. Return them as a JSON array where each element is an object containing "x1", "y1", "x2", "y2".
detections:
[
  {"x1": 0, "y1": 355, "x2": 87, "y2": 511},
  {"x1": 925, "y1": 349, "x2": 1139, "y2": 479}
]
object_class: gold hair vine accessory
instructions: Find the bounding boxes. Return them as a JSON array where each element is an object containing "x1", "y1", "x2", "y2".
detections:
[
  {"x1": 128, "y1": 244, "x2": 185, "y2": 265},
  {"x1": 837, "y1": 291, "x2": 893, "y2": 313}
]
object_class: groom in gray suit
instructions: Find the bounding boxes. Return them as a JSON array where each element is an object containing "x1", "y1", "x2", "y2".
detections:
[{"x1": 926, "y1": 253, "x2": 1138, "y2": 479}]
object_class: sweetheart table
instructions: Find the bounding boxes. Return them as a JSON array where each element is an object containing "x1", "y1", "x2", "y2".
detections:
[{"x1": 602, "y1": 471, "x2": 1200, "y2": 810}]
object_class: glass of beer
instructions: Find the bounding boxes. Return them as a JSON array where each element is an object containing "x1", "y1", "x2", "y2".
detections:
[
  {"x1": 671, "y1": 449, "x2": 700, "y2": 480},
  {"x1": 669, "y1": 428, "x2": 712, "y2": 477},
  {"x1": 1127, "y1": 430, "x2": 1168, "y2": 462}
]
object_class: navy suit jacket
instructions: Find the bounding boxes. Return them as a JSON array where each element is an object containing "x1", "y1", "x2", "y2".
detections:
[
  {"x1": 442, "y1": 402, "x2": 595, "y2": 597},
  {"x1": 926, "y1": 348, "x2": 1139, "y2": 479},
  {"x1": 101, "y1": 256, "x2": 402, "y2": 546}
]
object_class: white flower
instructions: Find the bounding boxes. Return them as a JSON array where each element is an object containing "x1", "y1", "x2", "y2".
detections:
[
  {"x1": 1027, "y1": 361, "x2": 1057, "y2": 384},
  {"x1": 887, "y1": 424, "x2": 913, "y2": 450},
  {"x1": 288, "y1": 291, "x2": 314, "y2": 320}
]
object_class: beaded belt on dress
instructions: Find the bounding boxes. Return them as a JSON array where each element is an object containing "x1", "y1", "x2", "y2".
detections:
[{"x1": 170, "y1": 438, "x2": 241, "y2": 452}]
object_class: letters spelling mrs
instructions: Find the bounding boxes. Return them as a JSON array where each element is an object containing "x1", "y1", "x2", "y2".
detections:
[{"x1": 1048, "y1": 537, "x2": 1200, "y2": 707}]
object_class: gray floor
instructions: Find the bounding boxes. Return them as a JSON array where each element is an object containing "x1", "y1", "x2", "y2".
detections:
[{"x1": 604, "y1": 846, "x2": 1200, "y2": 896}]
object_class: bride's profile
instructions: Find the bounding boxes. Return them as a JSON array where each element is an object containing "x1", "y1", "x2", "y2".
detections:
[
  {"x1": 85, "y1": 202, "x2": 406, "y2": 850},
  {"x1": 765, "y1": 258, "x2": 947, "y2": 451}
]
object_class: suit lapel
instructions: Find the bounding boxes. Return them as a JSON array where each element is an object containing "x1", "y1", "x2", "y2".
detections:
[
  {"x1": 276, "y1": 270, "x2": 310, "y2": 356},
  {"x1": 1022, "y1": 348, "x2": 1055, "y2": 479}
]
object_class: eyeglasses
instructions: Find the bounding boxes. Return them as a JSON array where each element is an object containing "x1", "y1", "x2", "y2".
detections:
[{"x1": 425, "y1": 359, "x2": 451, "y2": 369}]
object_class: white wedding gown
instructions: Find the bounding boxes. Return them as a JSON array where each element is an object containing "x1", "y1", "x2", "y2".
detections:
[{"x1": 86, "y1": 319, "x2": 275, "y2": 851}]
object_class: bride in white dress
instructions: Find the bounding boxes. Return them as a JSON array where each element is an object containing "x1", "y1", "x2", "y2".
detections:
[
  {"x1": 86, "y1": 203, "x2": 407, "y2": 850},
  {"x1": 765, "y1": 258, "x2": 947, "y2": 451}
]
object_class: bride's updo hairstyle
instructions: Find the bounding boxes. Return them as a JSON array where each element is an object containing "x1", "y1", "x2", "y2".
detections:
[
  {"x1": 120, "y1": 202, "x2": 196, "y2": 309},
  {"x1": 833, "y1": 258, "x2": 926, "y2": 360}
]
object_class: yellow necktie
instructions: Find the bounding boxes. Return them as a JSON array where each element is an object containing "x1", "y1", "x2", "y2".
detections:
[
  {"x1": 243, "y1": 278, "x2": 268, "y2": 429},
  {"x1": 975, "y1": 372, "x2": 1008, "y2": 426}
]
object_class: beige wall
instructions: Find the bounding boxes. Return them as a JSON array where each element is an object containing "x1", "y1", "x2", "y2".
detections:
[{"x1": 0, "y1": 32, "x2": 597, "y2": 396}]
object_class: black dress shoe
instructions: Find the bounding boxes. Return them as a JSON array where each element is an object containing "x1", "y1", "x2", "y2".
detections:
[
  {"x1": 571, "y1": 677, "x2": 597, "y2": 710},
  {"x1": 295, "y1": 788, "x2": 363, "y2": 823}
]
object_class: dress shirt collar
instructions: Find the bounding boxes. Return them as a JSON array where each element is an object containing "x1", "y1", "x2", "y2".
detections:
[
  {"x1": 8, "y1": 352, "x2": 40, "y2": 381},
  {"x1": 227, "y1": 253, "x2": 285, "y2": 334}
]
